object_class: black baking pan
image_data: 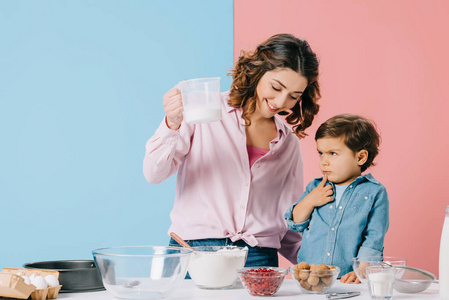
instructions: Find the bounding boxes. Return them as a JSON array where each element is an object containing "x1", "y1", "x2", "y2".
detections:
[{"x1": 23, "y1": 260, "x2": 104, "y2": 293}]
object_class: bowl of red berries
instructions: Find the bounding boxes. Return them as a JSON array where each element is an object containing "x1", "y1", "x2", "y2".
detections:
[{"x1": 237, "y1": 267, "x2": 288, "y2": 296}]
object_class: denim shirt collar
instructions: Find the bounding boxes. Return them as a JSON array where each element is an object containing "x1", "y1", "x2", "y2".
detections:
[{"x1": 315, "y1": 173, "x2": 380, "y2": 188}]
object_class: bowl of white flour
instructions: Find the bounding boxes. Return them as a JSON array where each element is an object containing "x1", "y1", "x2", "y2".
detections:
[{"x1": 188, "y1": 246, "x2": 248, "y2": 289}]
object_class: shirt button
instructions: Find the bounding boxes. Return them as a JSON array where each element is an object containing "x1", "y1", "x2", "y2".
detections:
[
  {"x1": 173, "y1": 135, "x2": 178, "y2": 139},
  {"x1": 365, "y1": 196, "x2": 368, "y2": 200},
  {"x1": 339, "y1": 206, "x2": 343, "y2": 210},
  {"x1": 331, "y1": 228, "x2": 335, "y2": 231},
  {"x1": 327, "y1": 252, "x2": 331, "y2": 256},
  {"x1": 254, "y1": 163, "x2": 260, "y2": 168},
  {"x1": 350, "y1": 185, "x2": 353, "y2": 188},
  {"x1": 244, "y1": 182, "x2": 249, "y2": 186},
  {"x1": 241, "y1": 205, "x2": 246, "y2": 209},
  {"x1": 329, "y1": 205, "x2": 333, "y2": 209}
]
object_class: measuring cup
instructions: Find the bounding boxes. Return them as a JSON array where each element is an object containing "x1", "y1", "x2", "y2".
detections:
[{"x1": 177, "y1": 77, "x2": 222, "y2": 124}]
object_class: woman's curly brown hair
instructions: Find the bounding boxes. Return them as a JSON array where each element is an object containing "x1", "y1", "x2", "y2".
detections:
[{"x1": 228, "y1": 33, "x2": 321, "y2": 138}]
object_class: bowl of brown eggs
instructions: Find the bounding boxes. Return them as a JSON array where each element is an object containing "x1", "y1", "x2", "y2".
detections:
[{"x1": 289, "y1": 262, "x2": 340, "y2": 294}]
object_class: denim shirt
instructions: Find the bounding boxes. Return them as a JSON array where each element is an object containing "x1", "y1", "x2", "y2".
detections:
[{"x1": 284, "y1": 173, "x2": 389, "y2": 276}]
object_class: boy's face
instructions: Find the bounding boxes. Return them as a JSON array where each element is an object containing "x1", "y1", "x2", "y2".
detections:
[{"x1": 316, "y1": 136, "x2": 367, "y2": 186}]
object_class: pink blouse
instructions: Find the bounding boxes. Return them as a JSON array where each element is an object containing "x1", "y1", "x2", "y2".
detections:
[{"x1": 143, "y1": 91, "x2": 303, "y2": 263}]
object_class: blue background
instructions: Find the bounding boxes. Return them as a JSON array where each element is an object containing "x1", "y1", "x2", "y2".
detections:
[{"x1": 0, "y1": 0, "x2": 233, "y2": 268}]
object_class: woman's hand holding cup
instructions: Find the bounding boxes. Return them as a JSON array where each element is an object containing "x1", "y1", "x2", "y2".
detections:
[{"x1": 163, "y1": 87, "x2": 184, "y2": 130}]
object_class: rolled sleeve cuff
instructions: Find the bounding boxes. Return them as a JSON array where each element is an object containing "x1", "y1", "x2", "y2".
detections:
[
  {"x1": 357, "y1": 246, "x2": 383, "y2": 257},
  {"x1": 284, "y1": 209, "x2": 309, "y2": 232},
  {"x1": 286, "y1": 219, "x2": 309, "y2": 232}
]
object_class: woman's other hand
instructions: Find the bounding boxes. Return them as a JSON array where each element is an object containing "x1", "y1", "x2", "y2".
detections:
[
  {"x1": 339, "y1": 271, "x2": 361, "y2": 284},
  {"x1": 163, "y1": 87, "x2": 184, "y2": 130}
]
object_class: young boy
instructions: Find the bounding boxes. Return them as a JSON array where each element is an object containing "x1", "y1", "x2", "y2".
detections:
[{"x1": 284, "y1": 114, "x2": 389, "y2": 283}]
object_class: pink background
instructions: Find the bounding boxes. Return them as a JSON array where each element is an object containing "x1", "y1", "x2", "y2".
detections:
[{"x1": 234, "y1": 0, "x2": 449, "y2": 276}]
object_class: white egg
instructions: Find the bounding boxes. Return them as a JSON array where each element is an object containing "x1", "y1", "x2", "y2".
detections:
[
  {"x1": 44, "y1": 274, "x2": 59, "y2": 287},
  {"x1": 21, "y1": 275, "x2": 31, "y2": 285},
  {"x1": 31, "y1": 275, "x2": 48, "y2": 289}
]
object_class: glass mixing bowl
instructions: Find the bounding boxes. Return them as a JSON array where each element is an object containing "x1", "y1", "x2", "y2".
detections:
[{"x1": 92, "y1": 246, "x2": 192, "y2": 299}]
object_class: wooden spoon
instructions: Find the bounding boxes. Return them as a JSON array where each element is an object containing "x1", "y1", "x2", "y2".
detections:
[{"x1": 169, "y1": 232, "x2": 195, "y2": 251}]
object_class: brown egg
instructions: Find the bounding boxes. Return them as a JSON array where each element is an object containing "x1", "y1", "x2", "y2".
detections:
[
  {"x1": 309, "y1": 264, "x2": 318, "y2": 270},
  {"x1": 298, "y1": 261, "x2": 310, "y2": 270},
  {"x1": 299, "y1": 279, "x2": 312, "y2": 290},
  {"x1": 293, "y1": 269, "x2": 300, "y2": 280},
  {"x1": 318, "y1": 264, "x2": 329, "y2": 270},
  {"x1": 317, "y1": 264, "x2": 329, "y2": 276},
  {"x1": 321, "y1": 275, "x2": 334, "y2": 286},
  {"x1": 299, "y1": 270, "x2": 309, "y2": 281},
  {"x1": 311, "y1": 282, "x2": 325, "y2": 291},
  {"x1": 307, "y1": 275, "x2": 320, "y2": 286},
  {"x1": 328, "y1": 265, "x2": 336, "y2": 270}
]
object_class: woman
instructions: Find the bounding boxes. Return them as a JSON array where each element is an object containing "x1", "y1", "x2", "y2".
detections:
[{"x1": 143, "y1": 33, "x2": 321, "y2": 267}]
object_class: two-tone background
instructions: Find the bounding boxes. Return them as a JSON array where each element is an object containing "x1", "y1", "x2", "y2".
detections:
[{"x1": 1, "y1": 0, "x2": 448, "y2": 277}]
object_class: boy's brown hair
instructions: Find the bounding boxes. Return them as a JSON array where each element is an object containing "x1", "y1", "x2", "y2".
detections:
[{"x1": 315, "y1": 114, "x2": 380, "y2": 172}]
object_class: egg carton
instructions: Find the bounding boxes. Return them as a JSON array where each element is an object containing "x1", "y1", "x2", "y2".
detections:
[{"x1": 1, "y1": 268, "x2": 62, "y2": 300}]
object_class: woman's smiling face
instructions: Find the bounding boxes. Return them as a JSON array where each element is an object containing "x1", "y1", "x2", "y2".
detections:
[{"x1": 255, "y1": 68, "x2": 308, "y2": 119}]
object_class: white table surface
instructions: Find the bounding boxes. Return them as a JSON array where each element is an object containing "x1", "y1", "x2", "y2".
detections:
[{"x1": 56, "y1": 279, "x2": 440, "y2": 300}]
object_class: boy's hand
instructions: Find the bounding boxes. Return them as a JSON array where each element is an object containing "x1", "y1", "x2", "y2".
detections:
[
  {"x1": 292, "y1": 175, "x2": 334, "y2": 223},
  {"x1": 340, "y1": 271, "x2": 361, "y2": 284},
  {"x1": 303, "y1": 175, "x2": 334, "y2": 207}
]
